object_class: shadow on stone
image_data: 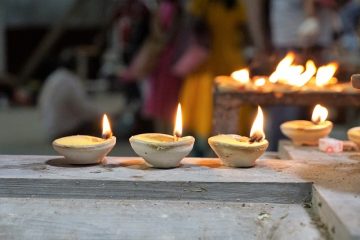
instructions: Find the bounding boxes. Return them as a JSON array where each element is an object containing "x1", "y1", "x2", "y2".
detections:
[{"x1": 46, "y1": 158, "x2": 99, "y2": 168}]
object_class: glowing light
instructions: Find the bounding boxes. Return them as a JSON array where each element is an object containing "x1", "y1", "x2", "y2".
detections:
[
  {"x1": 174, "y1": 103, "x2": 182, "y2": 139},
  {"x1": 311, "y1": 104, "x2": 328, "y2": 124},
  {"x1": 250, "y1": 106, "x2": 265, "y2": 141},
  {"x1": 102, "y1": 114, "x2": 113, "y2": 139},
  {"x1": 231, "y1": 68, "x2": 250, "y2": 85},
  {"x1": 254, "y1": 78, "x2": 266, "y2": 87},
  {"x1": 315, "y1": 62, "x2": 338, "y2": 87}
]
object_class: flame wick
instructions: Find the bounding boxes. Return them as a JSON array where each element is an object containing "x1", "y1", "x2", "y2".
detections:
[
  {"x1": 102, "y1": 131, "x2": 112, "y2": 139},
  {"x1": 312, "y1": 116, "x2": 321, "y2": 125},
  {"x1": 249, "y1": 132, "x2": 263, "y2": 143}
]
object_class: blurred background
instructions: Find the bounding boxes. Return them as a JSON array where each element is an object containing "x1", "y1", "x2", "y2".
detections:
[{"x1": 0, "y1": 0, "x2": 359, "y2": 156}]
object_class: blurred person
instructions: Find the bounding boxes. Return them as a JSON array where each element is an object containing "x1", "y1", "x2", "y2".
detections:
[
  {"x1": 100, "y1": 0, "x2": 151, "y2": 136},
  {"x1": 38, "y1": 49, "x2": 102, "y2": 141},
  {"x1": 122, "y1": 0, "x2": 184, "y2": 132},
  {"x1": 270, "y1": 0, "x2": 341, "y2": 63},
  {"x1": 338, "y1": 0, "x2": 360, "y2": 51},
  {"x1": 174, "y1": 0, "x2": 247, "y2": 155}
]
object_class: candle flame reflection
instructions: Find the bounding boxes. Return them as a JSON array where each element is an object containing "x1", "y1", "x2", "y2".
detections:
[
  {"x1": 311, "y1": 104, "x2": 328, "y2": 124},
  {"x1": 102, "y1": 114, "x2": 113, "y2": 139},
  {"x1": 250, "y1": 106, "x2": 265, "y2": 142}
]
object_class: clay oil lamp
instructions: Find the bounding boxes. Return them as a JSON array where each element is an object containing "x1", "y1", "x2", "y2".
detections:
[
  {"x1": 347, "y1": 127, "x2": 360, "y2": 149},
  {"x1": 208, "y1": 106, "x2": 269, "y2": 167},
  {"x1": 52, "y1": 114, "x2": 116, "y2": 164},
  {"x1": 129, "y1": 103, "x2": 195, "y2": 168},
  {"x1": 281, "y1": 104, "x2": 333, "y2": 146},
  {"x1": 215, "y1": 68, "x2": 250, "y2": 91}
]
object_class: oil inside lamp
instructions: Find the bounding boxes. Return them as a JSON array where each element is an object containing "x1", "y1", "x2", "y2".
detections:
[
  {"x1": 52, "y1": 114, "x2": 116, "y2": 164},
  {"x1": 129, "y1": 103, "x2": 195, "y2": 168},
  {"x1": 281, "y1": 104, "x2": 333, "y2": 146},
  {"x1": 208, "y1": 106, "x2": 269, "y2": 168}
]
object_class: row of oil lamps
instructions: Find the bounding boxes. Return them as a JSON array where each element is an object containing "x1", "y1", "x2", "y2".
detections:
[{"x1": 52, "y1": 102, "x2": 358, "y2": 169}]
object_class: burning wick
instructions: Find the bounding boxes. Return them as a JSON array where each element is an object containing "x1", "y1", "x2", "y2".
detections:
[
  {"x1": 311, "y1": 104, "x2": 328, "y2": 125},
  {"x1": 249, "y1": 133, "x2": 263, "y2": 143},
  {"x1": 102, "y1": 114, "x2": 113, "y2": 139},
  {"x1": 249, "y1": 106, "x2": 265, "y2": 143},
  {"x1": 173, "y1": 103, "x2": 182, "y2": 141}
]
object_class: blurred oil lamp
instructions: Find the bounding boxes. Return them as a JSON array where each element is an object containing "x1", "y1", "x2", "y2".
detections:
[
  {"x1": 129, "y1": 103, "x2": 195, "y2": 168},
  {"x1": 281, "y1": 104, "x2": 333, "y2": 146},
  {"x1": 315, "y1": 62, "x2": 338, "y2": 87},
  {"x1": 252, "y1": 77, "x2": 267, "y2": 91},
  {"x1": 208, "y1": 106, "x2": 269, "y2": 168},
  {"x1": 214, "y1": 68, "x2": 251, "y2": 91},
  {"x1": 347, "y1": 74, "x2": 360, "y2": 149},
  {"x1": 231, "y1": 68, "x2": 250, "y2": 85},
  {"x1": 52, "y1": 114, "x2": 116, "y2": 164},
  {"x1": 269, "y1": 52, "x2": 297, "y2": 84}
]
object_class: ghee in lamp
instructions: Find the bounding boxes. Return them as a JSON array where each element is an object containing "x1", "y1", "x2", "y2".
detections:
[
  {"x1": 209, "y1": 106, "x2": 269, "y2": 168},
  {"x1": 129, "y1": 103, "x2": 195, "y2": 168},
  {"x1": 52, "y1": 114, "x2": 116, "y2": 164},
  {"x1": 281, "y1": 104, "x2": 333, "y2": 146}
]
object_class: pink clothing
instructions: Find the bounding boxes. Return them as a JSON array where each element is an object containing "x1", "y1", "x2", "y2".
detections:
[{"x1": 143, "y1": 41, "x2": 181, "y2": 122}]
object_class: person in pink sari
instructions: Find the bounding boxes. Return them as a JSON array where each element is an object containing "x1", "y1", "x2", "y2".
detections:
[{"x1": 122, "y1": 0, "x2": 184, "y2": 132}]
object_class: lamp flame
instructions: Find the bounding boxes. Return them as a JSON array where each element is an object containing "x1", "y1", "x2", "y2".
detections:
[
  {"x1": 231, "y1": 68, "x2": 250, "y2": 85},
  {"x1": 102, "y1": 114, "x2": 113, "y2": 139},
  {"x1": 250, "y1": 106, "x2": 265, "y2": 142},
  {"x1": 254, "y1": 78, "x2": 266, "y2": 87},
  {"x1": 315, "y1": 62, "x2": 338, "y2": 87},
  {"x1": 311, "y1": 104, "x2": 328, "y2": 124},
  {"x1": 174, "y1": 103, "x2": 182, "y2": 140},
  {"x1": 297, "y1": 60, "x2": 317, "y2": 87},
  {"x1": 269, "y1": 52, "x2": 296, "y2": 83}
]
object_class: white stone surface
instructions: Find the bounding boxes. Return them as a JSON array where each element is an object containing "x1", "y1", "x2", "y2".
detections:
[{"x1": 0, "y1": 198, "x2": 325, "y2": 240}]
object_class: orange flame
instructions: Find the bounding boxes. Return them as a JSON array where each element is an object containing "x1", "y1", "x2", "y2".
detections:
[
  {"x1": 293, "y1": 60, "x2": 317, "y2": 87},
  {"x1": 231, "y1": 68, "x2": 250, "y2": 85},
  {"x1": 269, "y1": 52, "x2": 296, "y2": 83},
  {"x1": 311, "y1": 104, "x2": 328, "y2": 124},
  {"x1": 102, "y1": 114, "x2": 113, "y2": 139},
  {"x1": 174, "y1": 103, "x2": 182, "y2": 139},
  {"x1": 254, "y1": 78, "x2": 266, "y2": 87},
  {"x1": 315, "y1": 62, "x2": 338, "y2": 87},
  {"x1": 269, "y1": 53, "x2": 318, "y2": 87},
  {"x1": 250, "y1": 106, "x2": 265, "y2": 141}
]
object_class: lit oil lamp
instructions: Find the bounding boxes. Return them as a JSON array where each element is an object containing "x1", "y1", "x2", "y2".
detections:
[
  {"x1": 129, "y1": 103, "x2": 195, "y2": 168},
  {"x1": 208, "y1": 106, "x2": 269, "y2": 168},
  {"x1": 280, "y1": 104, "x2": 333, "y2": 146},
  {"x1": 315, "y1": 62, "x2": 338, "y2": 88},
  {"x1": 348, "y1": 128, "x2": 360, "y2": 150},
  {"x1": 347, "y1": 75, "x2": 360, "y2": 149},
  {"x1": 231, "y1": 68, "x2": 250, "y2": 85},
  {"x1": 52, "y1": 114, "x2": 116, "y2": 164},
  {"x1": 215, "y1": 68, "x2": 250, "y2": 91}
]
